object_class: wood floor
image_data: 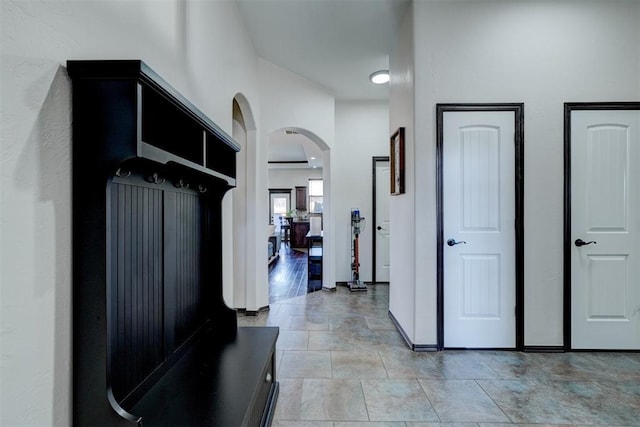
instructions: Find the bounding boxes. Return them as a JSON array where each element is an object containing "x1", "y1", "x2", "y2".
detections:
[{"x1": 268, "y1": 244, "x2": 308, "y2": 304}]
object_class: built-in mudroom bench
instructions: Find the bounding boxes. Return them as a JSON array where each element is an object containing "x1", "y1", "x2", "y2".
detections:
[{"x1": 68, "y1": 60, "x2": 279, "y2": 426}]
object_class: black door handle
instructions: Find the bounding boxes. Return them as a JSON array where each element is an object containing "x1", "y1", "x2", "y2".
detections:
[
  {"x1": 575, "y1": 239, "x2": 597, "y2": 247},
  {"x1": 377, "y1": 226, "x2": 385, "y2": 231},
  {"x1": 447, "y1": 239, "x2": 467, "y2": 247}
]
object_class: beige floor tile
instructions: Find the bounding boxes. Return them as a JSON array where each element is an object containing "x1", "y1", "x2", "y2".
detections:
[
  {"x1": 277, "y1": 330, "x2": 310, "y2": 350},
  {"x1": 419, "y1": 379, "x2": 509, "y2": 423},
  {"x1": 331, "y1": 350, "x2": 388, "y2": 379},
  {"x1": 361, "y1": 379, "x2": 439, "y2": 422},
  {"x1": 300, "y1": 379, "x2": 369, "y2": 421},
  {"x1": 279, "y1": 350, "x2": 332, "y2": 379}
]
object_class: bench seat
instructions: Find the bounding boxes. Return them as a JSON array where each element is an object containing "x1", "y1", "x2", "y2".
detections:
[{"x1": 128, "y1": 327, "x2": 279, "y2": 427}]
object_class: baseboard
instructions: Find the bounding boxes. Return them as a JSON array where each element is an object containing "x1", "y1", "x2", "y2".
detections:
[
  {"x1": 413, "y1": 344, "x2": 439, "y2": 352},
  {"x1": 523, "y1": 346, "x2": 565, "y2": 353},
  {"x1": 239, "y1": 305, "x2": 271, "y2": 317},
  {"x1": 336, "y1": 281, "x2": 384, "y2": 287},
  {"x1": 388, "y1": 310, "x2": 438, "y2": 352}
]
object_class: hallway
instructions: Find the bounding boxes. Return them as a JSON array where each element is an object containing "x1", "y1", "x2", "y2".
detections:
[{"x1": 238, "y1": 285, "x2": 640, "y2": 426}]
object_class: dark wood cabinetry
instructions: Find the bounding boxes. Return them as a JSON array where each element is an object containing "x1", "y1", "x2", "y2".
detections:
[
  {"x1": 295, "y1": 186, "x2": 307, "y2": 211},
  {"x1": 291, "y1": 221, "x2": 310, "y2": 248},
  {"x1": 68, "y1": 60, "x2": 278, "y2": 426}
]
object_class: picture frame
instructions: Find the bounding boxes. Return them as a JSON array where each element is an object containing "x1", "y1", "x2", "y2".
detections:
[{"x1": 390, "y1": 127, "x2": 405, "y2": 195}]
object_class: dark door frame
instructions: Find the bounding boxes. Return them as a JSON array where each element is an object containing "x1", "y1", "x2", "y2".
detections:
[
  {"x1": 436, "y1": 103, "x2": 525, "y2": 351},
  {"x1": 372, "y1": 156, "x2": 390, "y2": 285},
  {"x1": 563, "y1": 102, "x2": 640, "y2": 351}
]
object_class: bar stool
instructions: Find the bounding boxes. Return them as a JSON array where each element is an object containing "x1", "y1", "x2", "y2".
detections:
[{"x1": 280, "y1": 216, "x2": 291, "y2": 247}]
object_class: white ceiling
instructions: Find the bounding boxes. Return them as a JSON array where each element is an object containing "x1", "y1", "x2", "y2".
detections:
[{"x1": 236, "y1": 0, "x2": 410, "y2": 168}]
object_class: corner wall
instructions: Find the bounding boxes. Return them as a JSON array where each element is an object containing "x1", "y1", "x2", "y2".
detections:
[{"x1": 389, "y1": 2, "x2": 418, "y2": 344}]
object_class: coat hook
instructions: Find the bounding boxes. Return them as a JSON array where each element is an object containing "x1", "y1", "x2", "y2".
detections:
[
  {"x1": 115, "y1": 168, "x2": 131, "y2": 178},
  {"x1": 146, "y1": 172, "x2": 164, "y2": 184},
  {"x1": 198, "y1": 184, "x2": 207, "y2": 193},
  {"x1": 174, "y1": 179, "x2": 189, "y2": 189}
]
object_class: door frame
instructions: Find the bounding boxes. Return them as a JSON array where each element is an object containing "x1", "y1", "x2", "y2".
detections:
[
  {"x1": 372, "y1": 156, "x2": 390, "y2": 285},
  {"x1": 563, "y1": 102, "x2": 640, "y2": 351},
  {"x1": 436, "y1": 103, "x2": 525, "y2": 351}
]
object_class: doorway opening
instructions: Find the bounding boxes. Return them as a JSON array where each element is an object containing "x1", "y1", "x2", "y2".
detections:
[{"x1": 267, "y1": 128, "x2": 330, "y2": 302}]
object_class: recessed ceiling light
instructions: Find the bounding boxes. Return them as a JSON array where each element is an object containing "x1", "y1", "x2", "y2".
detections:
[
  {"x1": 369, "y1": 70, "x2": 389, "y2": 84},
  {"x1": 310, "y1": 156, "x2": 316, "y2": 160}
]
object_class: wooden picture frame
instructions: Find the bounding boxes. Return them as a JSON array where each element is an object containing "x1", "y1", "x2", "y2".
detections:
[{"x1": 390, "y1": 127, "x2": 405, "y2": 195}]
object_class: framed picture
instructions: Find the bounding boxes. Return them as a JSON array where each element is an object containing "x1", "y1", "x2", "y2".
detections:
[{"x1": 390, "y1": 127, "x2": 405, "y2": 195}]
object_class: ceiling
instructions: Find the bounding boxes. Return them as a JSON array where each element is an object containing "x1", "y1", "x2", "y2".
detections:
[{"x1": 236, "y1": 0, "x2": 410, "y2": 168}]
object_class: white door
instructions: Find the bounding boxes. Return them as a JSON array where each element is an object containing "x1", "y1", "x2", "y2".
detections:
[
  {"x1": 375, "y1": 162, "x2": 391, "y2": 282},
  {"x1": 443, "y1": 111, "x2": 516, "y2": 348},
  {"x1": 571, "y1": 109, "x2": 640, "y2": 350}
]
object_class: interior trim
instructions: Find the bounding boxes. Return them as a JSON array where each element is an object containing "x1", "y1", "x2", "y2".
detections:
[
  {"x1": 436, "y1": 103, "x2": 525, "y2": 351},
  {"x1": 267, "y1": 160, "x2": 308, "y2": 164},
  {"x1": 563, "y1": 102, "x2": 640, "y2": 351},
  {"x1": 523, "y1": 346, "x2": 565, "y2": 353},
  {"x1": 387, "y1": 310, "x2": 438, "y2": 351},
  {"x1": 372, "y1": 156, "x2": 390, "y2": 285}
]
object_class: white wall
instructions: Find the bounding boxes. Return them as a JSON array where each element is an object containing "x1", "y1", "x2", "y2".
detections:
[
  {"x1": 258, "y1": 59, "x2": 337, "y2": 290},
  {"x1": 390, "y1": 0, "x2": 640, "y2": 347},
  {"x1": 0, "y1": 1, "x2": 261, "y2": 424},
  {"x1": 388, "y1": 3, "x2": 418, "y2": 343},
  {"x1": 225, "y1": 110, "x2": 248, "y2": 309},
  {"x1": 268, "y1": 168, "x2": 322, "y2": 200},
  {"x1": 334, "y1": 101, "x2": 390, "y2": 282}
]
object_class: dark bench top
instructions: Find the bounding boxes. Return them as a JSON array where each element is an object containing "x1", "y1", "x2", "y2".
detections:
[{"x1": 128, "y1": 326, "x2": 279, "y2": 426}]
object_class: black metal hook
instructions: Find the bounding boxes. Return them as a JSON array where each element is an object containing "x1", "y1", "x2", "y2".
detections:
[{"x1": 145, "y1": 172, "x2": 165, "y2": 185}]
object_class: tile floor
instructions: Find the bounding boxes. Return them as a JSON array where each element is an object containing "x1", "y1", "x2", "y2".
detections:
[{"x1": 237, "y1": 285, "x2": 640, "y2": 426}]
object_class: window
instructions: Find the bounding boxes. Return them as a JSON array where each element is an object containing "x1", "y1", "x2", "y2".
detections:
[
  {"x1": 269, "y1": 189, "x2": 291, "y2": 224},
  {"x1": 273, "y1": 196, "x2": 288, "y2": 216},
  {"x1": 308, "y1": 179, "x2": 323, "y2": 214}
]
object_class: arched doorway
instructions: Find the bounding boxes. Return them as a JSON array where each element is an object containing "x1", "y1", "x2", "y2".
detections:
[
  {"x1": 225, "y1": 95, "x2": 261, "y2": 311},
  {"x1": 267, "y1": 127, "x2": 331, "y2": 301}
]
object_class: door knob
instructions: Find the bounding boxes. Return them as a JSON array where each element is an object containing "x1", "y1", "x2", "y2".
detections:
[
  {"x1": 575, "y1": 239, "x2": 597, "y2": 247},
  {"x1": 447, "y1": 239, "x2": 467, "y2": 247}
]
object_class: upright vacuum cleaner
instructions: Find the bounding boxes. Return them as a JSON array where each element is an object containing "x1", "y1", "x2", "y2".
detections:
[{"x1": 348, "y1": 208, "x2": 367, "y2": 292}]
